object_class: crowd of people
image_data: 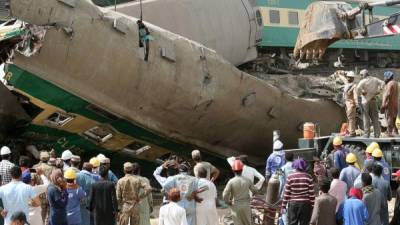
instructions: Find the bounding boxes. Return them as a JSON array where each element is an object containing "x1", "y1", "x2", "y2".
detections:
[
  {"x1": 0, "y1": 146, "x2": 155, "y2": 225},
  {"x1": 2, "y1": 132, "x2": 400, "y2": 225},
  {"x1": 266, "y1": 137, "x2": 400, "y2": 225},
  {"x1": 0, "y1": 145, "x2": 265, "y2": 225},
  {"x1": 336, "y1": 69, "x2": 398, "y2": 137}
]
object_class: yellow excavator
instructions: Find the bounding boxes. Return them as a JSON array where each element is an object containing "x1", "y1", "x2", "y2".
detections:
[{"x1": 294, "y1": 0, "x2": 400, "y2": 60}]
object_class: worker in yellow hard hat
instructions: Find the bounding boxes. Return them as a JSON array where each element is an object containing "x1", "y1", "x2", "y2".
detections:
[
  {"x1": 64, "y1": 169, "x2": 86, "y2": 225},
  {"x1": 339, "y1": 153, "x2": 361, "y2": 192},
  {"x1": 89, "y1": 157, "x2": 100, "y2": 175},
  {"x1": 331, "y1": 136, "x2": 347, "y2": 170},
  {"x1": 365, "y1": 142, "x2": 379, "y2": 165},
  {"x1": 372, "y1": 148, "x2": 390, "y2": 182}
]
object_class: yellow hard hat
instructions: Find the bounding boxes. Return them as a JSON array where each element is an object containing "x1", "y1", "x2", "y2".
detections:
[
  {"x1": 64, "y1": 169, "x2": 77, "y2": 180},
  {"x1": 370, "y1": 142, "x2": 379, "y2": 150},
  {"x1": 346, "y1": 153, "x2": 357, "y2": 163},
  {"x1": 333, "y1": 136, "x2": 342, "y2": 146},
  {"x1": 89, "y1": 157, "x2": 100, "y2": 168},
  {"x1": 366, "y1": 146, "x2": 374, "y2": 154},
  {"x1": 372, "y1": 148, "x2": 383, "y2": 158}
]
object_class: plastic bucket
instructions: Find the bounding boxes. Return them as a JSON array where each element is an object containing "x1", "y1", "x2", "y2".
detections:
[{"x1": 303, "y1": 122, "x2": 315, "y2": 139}]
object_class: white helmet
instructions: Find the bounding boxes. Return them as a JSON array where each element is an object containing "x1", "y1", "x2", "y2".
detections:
[
  {"x1": 273, "y1": 140, "x2": 284, "y2": 150},
  {"x1": 96, "y1": 154, "x2": 106, "y2": 161},
  {"x1": 0, "y1": 146, "x2": 11, "y2": 156},
  {"x1": 346, "y1": 71, "x2": 355, "y2": 78},
  {"x1": 360, "y1": 69, "x2": 369, "y2": 77},
  {"x1": 61, "y1": 150, "x2": 73, "y2": 160}
]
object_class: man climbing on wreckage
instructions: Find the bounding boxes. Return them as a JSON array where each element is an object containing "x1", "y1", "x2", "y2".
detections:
[
  {"x1": 336, "y1": 70, "x2": 357, "y2": 137},
  {"x1": 137, "y1": 20, "x2": 154, "y2": 61}
]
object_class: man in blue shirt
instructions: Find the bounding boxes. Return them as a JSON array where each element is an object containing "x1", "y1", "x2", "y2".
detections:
[
  {"x1": 163, "y1": 164, "x2": 198, "y2": 225},
  {"x1": 76, "y1": 163, "x2": 96, "y2": 225},
  {"x1": 279, "y1": 151, "x2": 294, "y2": 198},
  {"x1": 339, "y1": 153, "x2": 361, "y2": 193},
  {"x1": 0, "y1": 166, "x2": 39, "y2": 225},
  {"x1": 372, "y1": 149, "x2": 390, "y2": 182},
  {"x1": 332, "y1": 136, "x2": 347, "y2": 171},
  {"x1": 336, "y1": 188, "x2": 369, "y2": 225},
  {"x1": 65, "y1": 169, "x2": 86, "y2": 225},
  {"x1": 371, "y1": 164, "x2": 391, "y2": 225},
  {"x1": 265, "y1": 140, "x2": 285, "y2": 180}
]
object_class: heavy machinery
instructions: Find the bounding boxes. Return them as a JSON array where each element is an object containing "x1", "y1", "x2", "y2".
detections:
[
  {"x1": 295, "y1": 0, "x2": 400, "y2": 61},
  {"x1": 289, "y1": 133, "x2": 400, "y2": 188}
]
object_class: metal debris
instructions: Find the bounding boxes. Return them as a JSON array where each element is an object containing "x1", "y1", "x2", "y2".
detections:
[{"x1": 0, "y1": 19, "x2": 48, "y2": 63}]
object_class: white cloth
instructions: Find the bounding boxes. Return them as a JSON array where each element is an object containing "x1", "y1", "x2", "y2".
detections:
[
  {"x1": 159, "y1": 202, "x2": 188, "y2": 225},
  {"x1": 153, "y1": 166, "x2": 168, "y2": 203},
  {"x1": 356, "y1": 76, "x2": 385, "y2": 103},
  {"x1": 0, "y1": 180, "x2": 37, "y2": 225},
  {"x1": 227, "y1": 157, "x2": 265, "y2": 190},
  {"x1": 196, "y1": 178, "x2": 218, "y2": 225},
  {"x1": 153, "y1": 166, "x2": 167, "y2": 186}
]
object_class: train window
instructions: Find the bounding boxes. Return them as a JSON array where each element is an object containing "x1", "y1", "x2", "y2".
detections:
[
  {"x1": 269, "y1": 10, "x2": 280, "y2": 24},
  {"x1": 288, "y1": 11, "x2": 299, "y2": 25}
]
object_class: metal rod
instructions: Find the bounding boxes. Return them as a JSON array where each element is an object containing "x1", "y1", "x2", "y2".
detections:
[
  {"x1": 140, "y1": 0, "x2": 143, "y2": 20},
  {"x1": 369, "y1": 0, "x2": 400, "y2": 7},
  {"x1": 114, "y1": 0, "x2": 117, "y2": 11}
]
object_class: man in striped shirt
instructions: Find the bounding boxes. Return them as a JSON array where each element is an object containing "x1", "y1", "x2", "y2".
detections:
[{"x1": 281, "y1": 158, "x2": 315, "y2": 225}]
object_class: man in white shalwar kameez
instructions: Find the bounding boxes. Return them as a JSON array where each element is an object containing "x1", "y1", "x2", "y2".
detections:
[
  {"x1": 159, "y1": 188, "x2": 188, "y2": 225},
  {"x1": 196, "y1": 168, "x2": 218, "y2": 225}
]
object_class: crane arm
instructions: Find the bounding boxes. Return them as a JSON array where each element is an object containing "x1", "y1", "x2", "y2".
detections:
[
  {"x1": 294, "y1": 0, "x2": 400, "y2": 60},
  {"x1": 351, "y1": 12, "x2": 400, "y2": 39}
]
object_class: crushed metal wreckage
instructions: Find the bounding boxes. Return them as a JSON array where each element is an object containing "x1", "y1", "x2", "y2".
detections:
[{"x1": 0, "y1": 19, "x2": 48, "y2": 63}]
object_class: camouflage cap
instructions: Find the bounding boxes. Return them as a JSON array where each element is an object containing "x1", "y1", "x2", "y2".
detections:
[
  {"x1": 40, "y1": 151, "x2": 50, "y2": 160},
  {"x1": 123, "y1": 162, "x2": 133, "y2": 170},
  {"x1": 48, "y1": 157, "x2": 56, "y2": 166},
  {"x1": 71, "y1": 155, "x2": 81, "y2": 162}
]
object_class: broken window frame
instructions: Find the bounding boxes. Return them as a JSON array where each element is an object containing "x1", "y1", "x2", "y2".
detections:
[
  {"x1": 44, "y1": 111, "x2": 75, "y2": 127},
  {"x1": 10, "y1": 91, "x2": 44, "y2": 118},
  {"x1": 123, "y1": 141, "x2": 151, "y2": 155},
  {"x1": 83, "y1": 125, "x2": 114, "y2": 143}
]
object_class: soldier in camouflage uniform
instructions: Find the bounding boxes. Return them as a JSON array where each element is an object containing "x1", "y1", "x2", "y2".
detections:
[
  {"x1": 132, "y1": 164, "x2": 153, "y2": 225},
  {"x1": 116, "y1": 162, "x2": 152, "y2": 225},
  {"x1": 33, "y1": 151, "x2": 54, "y2": 225}
]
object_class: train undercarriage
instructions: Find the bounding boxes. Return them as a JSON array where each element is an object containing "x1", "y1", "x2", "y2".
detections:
[{"x1": 248, "y1": 47, "x2": 400, "y2": 75}]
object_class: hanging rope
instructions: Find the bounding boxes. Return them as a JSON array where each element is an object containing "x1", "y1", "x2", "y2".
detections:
[{"x1": 140, "y1": 0, "x2": 143, "y2": 20}]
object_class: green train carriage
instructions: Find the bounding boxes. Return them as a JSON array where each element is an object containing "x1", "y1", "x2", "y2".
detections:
[{"x1": 257, "y1": 0, "x2": 400, "y2": 67}]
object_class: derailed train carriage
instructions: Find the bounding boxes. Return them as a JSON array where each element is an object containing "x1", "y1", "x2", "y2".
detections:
[{"x1": 258, "y1": 0, "x2": 400, "y2": 68}]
